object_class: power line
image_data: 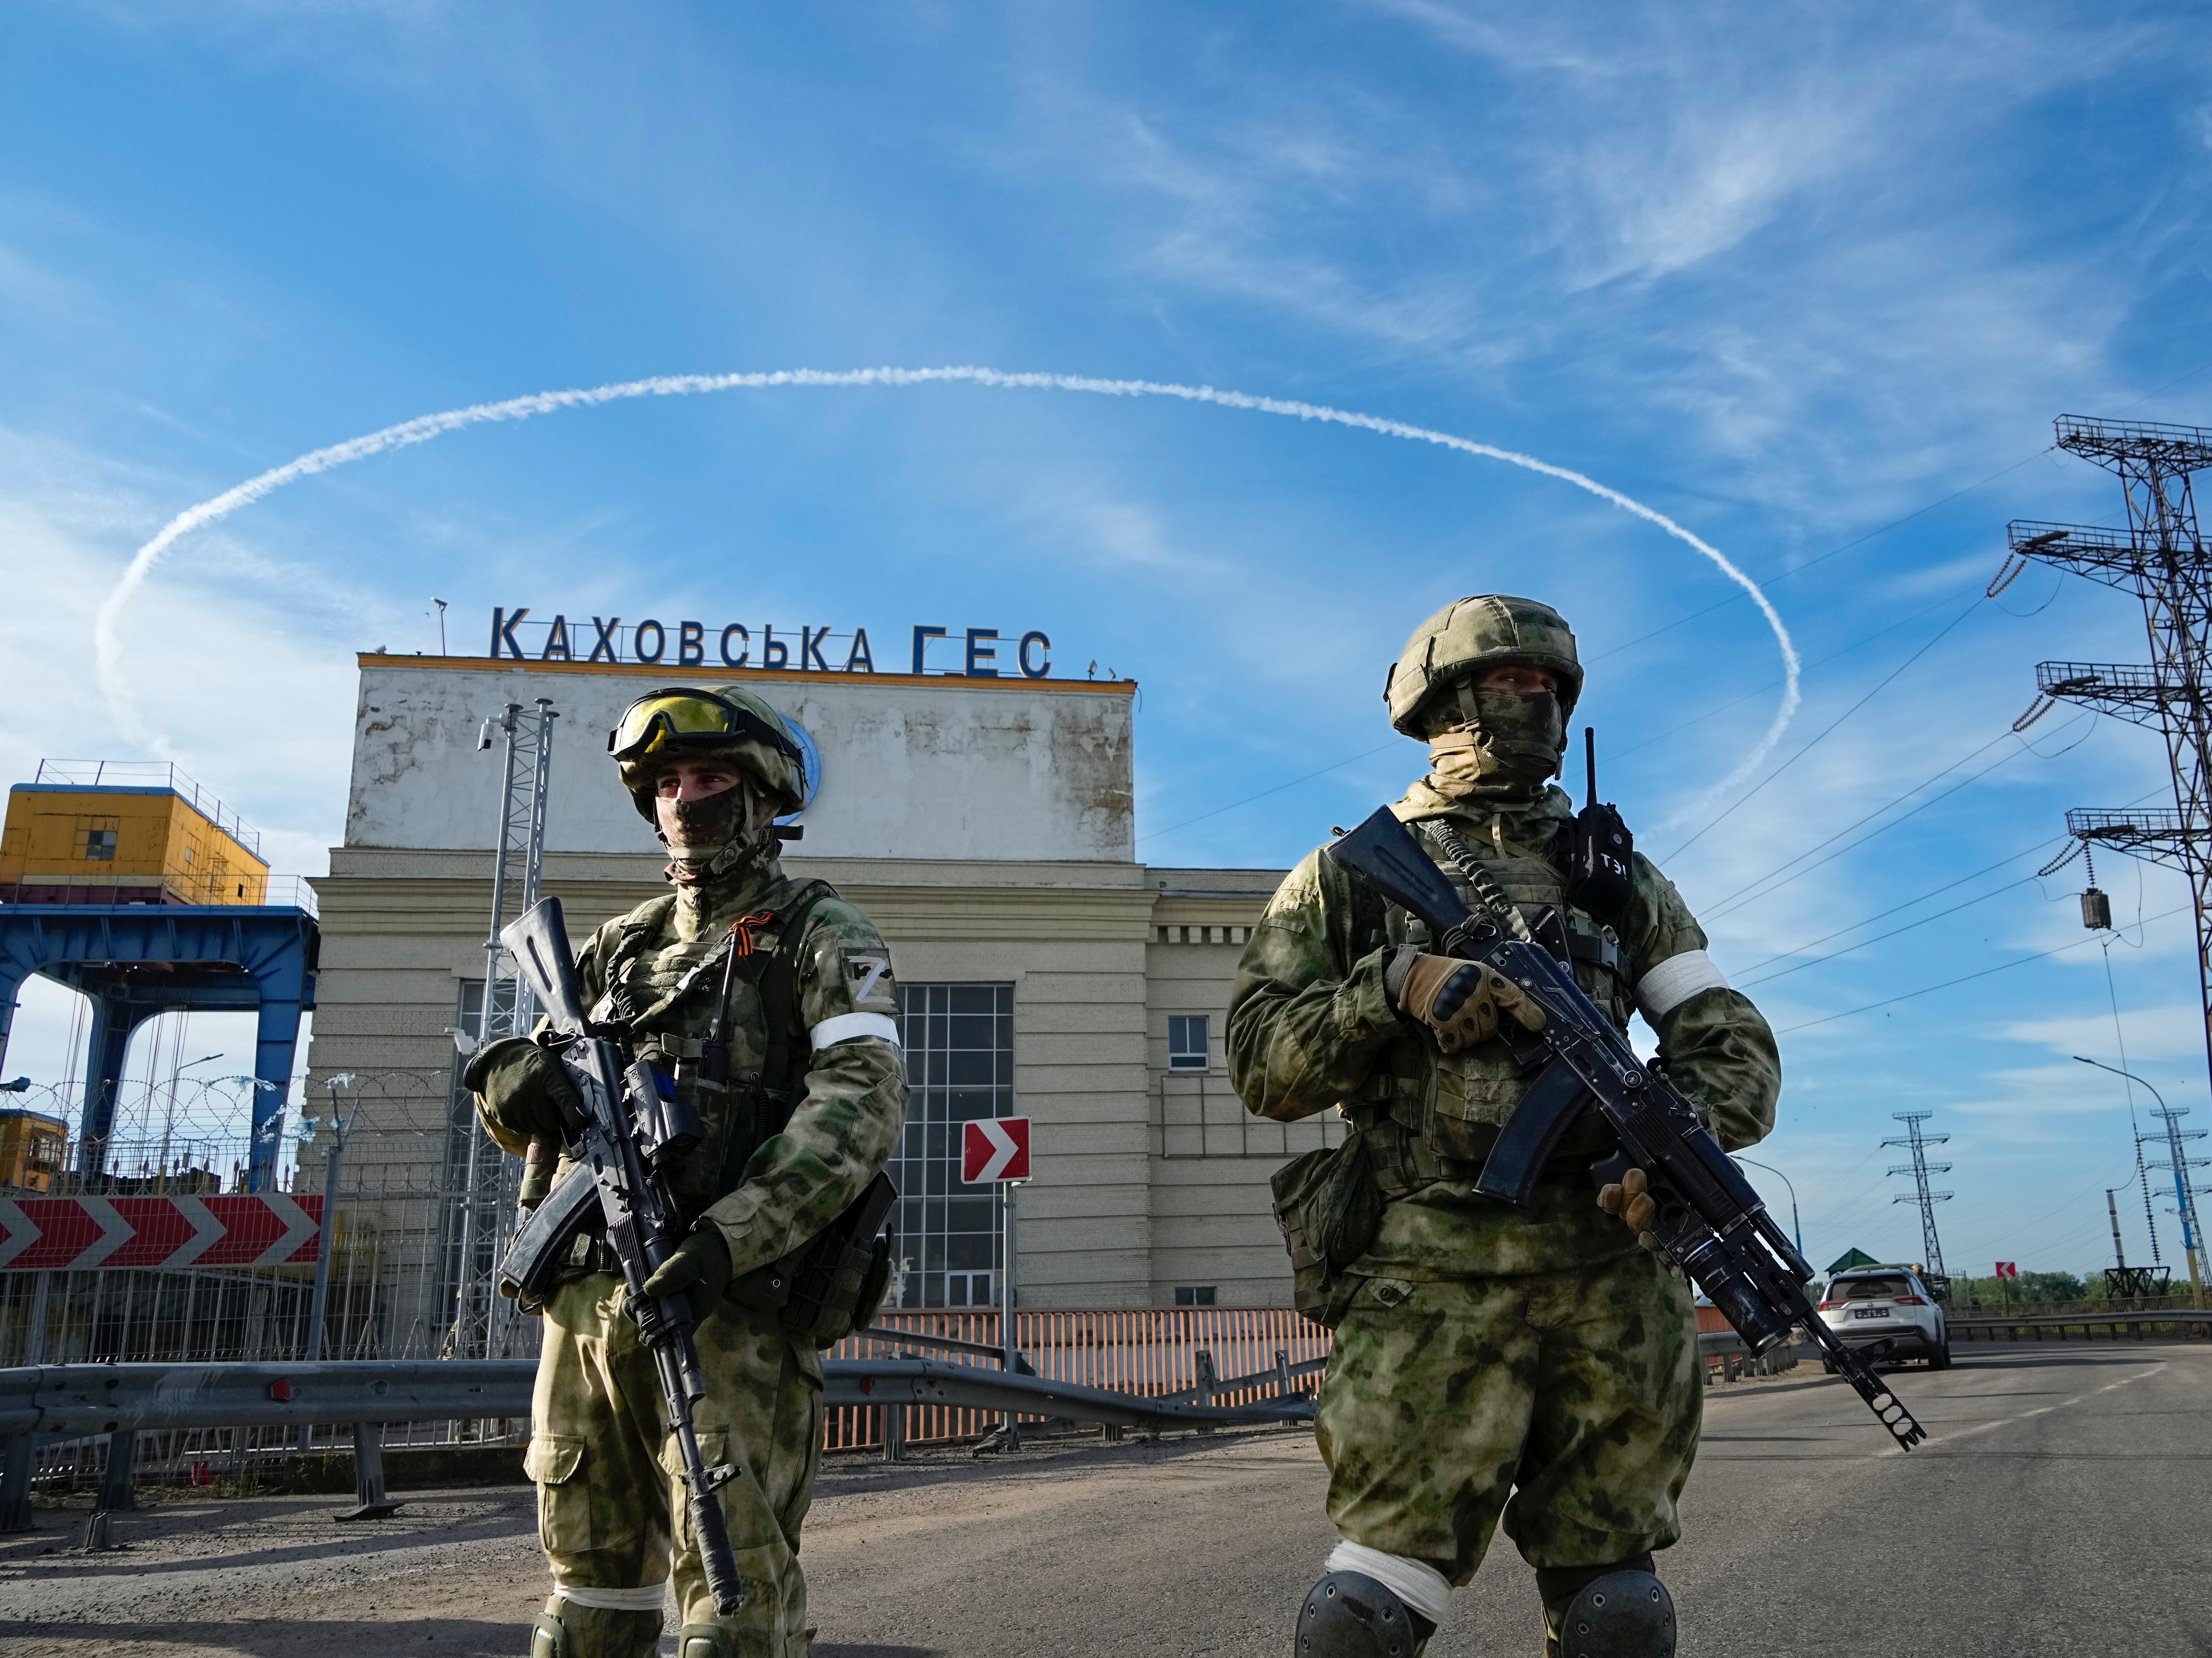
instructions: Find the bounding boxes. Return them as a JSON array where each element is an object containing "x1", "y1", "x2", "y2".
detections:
[
  {"x1": 1137, "y1": 739, "x2": 1402, "y2": 842},
  {"x1": 1732, "y1": 834, "x2": 2062, "y2": 978},
  {"x1": 1739, "y1": 872, "x2": 2044, "y2": 990},
  {"x1": 1587, "y1": 451, "x2": 2058, "y2": 666},
  {"x1": 1707, "y1": 714, "x2": 2098, "y2": 921},
  {"x1": 1662, "y1": 594, "x2": 1989, "y2": 860},
  {"x1": 1776, "y1": 899, "x2": 2195, "y2": 1035},
  {"x1": 1609, "y1": 585, "x2": 1979, "y2": 763},
  {"x1": 1705, "y1": 722, "x2": 2028, "y2": 916},
  {"x1": 1591, "y1": 351, "x2": 2212, "y2": 666}
]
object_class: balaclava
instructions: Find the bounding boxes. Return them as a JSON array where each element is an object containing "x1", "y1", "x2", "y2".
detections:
[
  {"x1": 657, "y1": 775, "x2": 778, "y2": 884},
  {"x1": 1422, "y1": 678, "x2": 1567, "y2": 800}
]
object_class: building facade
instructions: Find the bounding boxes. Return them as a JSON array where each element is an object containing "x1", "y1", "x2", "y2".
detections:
[{"x1": 305, "y1": 653, "x2": 1340, "y2": 1313}]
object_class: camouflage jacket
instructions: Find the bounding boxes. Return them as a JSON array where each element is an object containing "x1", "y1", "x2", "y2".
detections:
[
  {"x1": 568, "y1": 859, "x2": 906, "y2": 1282},
  {"x1": 1228, "y1": 781, "x2": 1780, "y2": 1279}
]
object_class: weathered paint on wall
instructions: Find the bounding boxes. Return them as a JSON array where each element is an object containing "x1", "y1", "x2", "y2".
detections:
[{"x1": 345, "y1": 657, "x2": 1136, "y2": 863}]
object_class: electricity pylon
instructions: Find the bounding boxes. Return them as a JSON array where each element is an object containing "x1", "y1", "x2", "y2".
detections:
[
  {"x1": 2014, "y1": 417, "x2": 2212, "y2": 1196},
  {"x1": 1885, "y1": 1111, "x2": 1951, "y2": 1286},
  {"x1": 446, "y1": 698, "x2": 556, "y2": 1360}
]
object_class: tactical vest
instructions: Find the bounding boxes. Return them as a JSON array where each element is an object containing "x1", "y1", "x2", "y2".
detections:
[
  {"x1": 1349, "y1": 817, "x2": 1635, "y2": 1198},
  {"x1": 589, "y1": 882, "x2": 835, "y2": 1223}
]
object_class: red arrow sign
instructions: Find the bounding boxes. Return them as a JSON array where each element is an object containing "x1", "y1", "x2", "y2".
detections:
[
  {"x1": 0, "y1": 1195, "x2": 322, "y2": 1272},
  {"x1": 962, "y1": 1117, "x2": 1031, "y2": 1183}
]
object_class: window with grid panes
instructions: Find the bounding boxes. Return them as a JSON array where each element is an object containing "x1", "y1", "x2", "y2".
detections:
[
  {"x1": 889, "y1": 983, "x2": 1015, "y2": 1309},
  {"x1": 1168, "y1": 1014, "x2": 1209, "y2": 1072}
]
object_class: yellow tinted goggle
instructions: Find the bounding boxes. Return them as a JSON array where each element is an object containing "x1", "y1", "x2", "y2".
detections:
[{"x1": 607, "y1": 689, "x2": 801, "y2": 766}]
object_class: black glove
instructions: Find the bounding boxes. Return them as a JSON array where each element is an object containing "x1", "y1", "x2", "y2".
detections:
[
  {"x1": 461, "y1": 1036, "x2": 581, "y2": 1156},
  {"x1": 641, "y1": 1226, "x2": 734, "y2": 1317}
]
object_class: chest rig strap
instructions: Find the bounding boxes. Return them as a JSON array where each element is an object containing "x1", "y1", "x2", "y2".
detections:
[
  {"x1": 1416, "y1": 818, "x2": 1535, "y2": 943},
  {"x1": 713, "y1": 879, "x2": 841, "y2": 1193}
]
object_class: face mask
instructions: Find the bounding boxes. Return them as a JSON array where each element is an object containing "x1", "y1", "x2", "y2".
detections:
[
  {"x1": 1427, "y1": 688, "x2": 1566, "y2": 796},
  {"x1": 657, "y1": 781, "x2": 768, "y2": 877}
]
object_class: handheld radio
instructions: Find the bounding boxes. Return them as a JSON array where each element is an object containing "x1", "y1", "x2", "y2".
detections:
[{"x1": 1565, "y1": 727, "x2": 1634, "y2": 925}]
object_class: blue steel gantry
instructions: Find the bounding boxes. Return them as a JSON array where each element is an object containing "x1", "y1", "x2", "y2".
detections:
[{"x1": 0, "y1": 902, "x2": 318, "y2": 1190}]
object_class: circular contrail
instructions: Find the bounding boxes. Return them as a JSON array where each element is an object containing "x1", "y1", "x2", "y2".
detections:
[{"x1": 95, "y1": 366, "x2": 1800, "y2": 797}]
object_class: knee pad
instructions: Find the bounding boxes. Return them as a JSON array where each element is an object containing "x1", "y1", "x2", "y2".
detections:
[
  {"x1": 528, "y1": 1597, "x2": 664, "y2": 1658},
  {"x1": 673, "y1": 1624, "x2": 738, "y2": 1658},
  {"x1": 1553, "y1": 1571, "x2": 1675, "y2": 1658},
  {"x1": 1296, "y1": 1571, "x2": 1434, "y2": 1658}
]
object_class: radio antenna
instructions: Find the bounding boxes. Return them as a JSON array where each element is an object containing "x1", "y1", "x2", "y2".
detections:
[{"x1": 1584, "y1": 727, "x2": 1599, "y2": 811}]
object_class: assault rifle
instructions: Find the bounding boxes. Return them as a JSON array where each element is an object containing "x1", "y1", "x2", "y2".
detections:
[
  {"x1": 1327, "y1": 807, "x2": 1926, "y2": 1452},
  {"x1": 499, "y1": 897, "x2": 750, "y2": 1613}
]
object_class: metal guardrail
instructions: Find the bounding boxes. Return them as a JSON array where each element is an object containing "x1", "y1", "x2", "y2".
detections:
[
  {"x1": 1952, "y1": 1311, "x2": 2212, "y2": 1342},
  {"x1": 0, "y1": 1333, "x2": 1322, "y2": 1530},
  {"x1": 1698, "y1": 1328, "x2": 1803, "y2": 1383}
]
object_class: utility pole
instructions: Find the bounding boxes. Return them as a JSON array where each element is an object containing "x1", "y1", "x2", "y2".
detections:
[
  {"x1": 2077, "y1": 1055, "x2": 2205, "y2": 1307},
  {"x1": 447, "y1": 698, "x2": 556, "y2": 1361},
  {"x1": 1884, "y1": 1112, "x2": 1951, "y2": 1291},
  {"x1": 2011, "y1": 418, "x2": 2212, "y2": 1261}
]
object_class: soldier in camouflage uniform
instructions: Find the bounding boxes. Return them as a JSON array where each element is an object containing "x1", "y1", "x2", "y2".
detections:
[
  {"x1": 467, "y1": 686, "x2": 906, "y2": 1658},
  {"x1": 1228, "y1": 596, "x2": 1780, "y2": 1657}
]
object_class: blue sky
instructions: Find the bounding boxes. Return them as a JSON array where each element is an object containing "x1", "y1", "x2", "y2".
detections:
[{"x1": 5, "y1": 2, "x2": 2212, "y2": 1281}]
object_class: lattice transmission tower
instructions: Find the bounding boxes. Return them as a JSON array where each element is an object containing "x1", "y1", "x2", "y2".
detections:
[
  {"x1": 1884, "y1": 1112, "x2": 1951, "y2": 1284},
  {"x1": 445, "y1": 697, "x2": 557, "y2": 1360},
  {"x1": 2008, "y1": 415, "x2": 2212, "y2": 1297}
]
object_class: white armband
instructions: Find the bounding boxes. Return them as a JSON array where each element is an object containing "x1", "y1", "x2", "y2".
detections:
[
  {"x1": 809, "y1": 1011, "x2": 901, "y2": 1051},
  {"x1": 1635, "y1": 948, "x2": 1730, "y2": 1024},
  {"x1": 1323, "y1": 1541, "x2": 1454, "y2": 1627}
]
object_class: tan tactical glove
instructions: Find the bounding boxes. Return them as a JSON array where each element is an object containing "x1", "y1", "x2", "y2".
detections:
[
  {"x1": 1597, "y1": 1166, "x2": 1661, "y2": 1250},
  {"x1": 1394, "y1": 953, "x2": 1546, "y2": 1053},
  {"x1": 641, "y1": 1225, "x2": 734, "y2": 1318},
  {"x1": 461, "y1": 1036, "x2": 581, "y2": 1157}
]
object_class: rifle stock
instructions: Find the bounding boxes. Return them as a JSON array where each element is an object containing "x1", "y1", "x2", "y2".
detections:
[{"x1": 1326, "y1": 807, "x2": 1926, "y2": 1452}]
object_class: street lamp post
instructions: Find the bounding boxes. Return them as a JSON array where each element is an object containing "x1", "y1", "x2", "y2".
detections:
[
  {"x1": 1733, "y1": 1155, "x2": 1804, "y2": 1261},
  {"x1": 2076, "y1": 1055, "x2": 2207, "y2": 1309}
]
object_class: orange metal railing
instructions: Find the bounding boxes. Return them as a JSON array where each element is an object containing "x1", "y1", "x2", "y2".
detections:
[{"x1": 822, "y1": 1305, "x2": 1333, "y2": 1452}]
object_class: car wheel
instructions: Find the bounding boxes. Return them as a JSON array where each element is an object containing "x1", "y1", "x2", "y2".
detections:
[{"x1": 1930, "y1": 1340, "x2": 1952, "y2": 1371}]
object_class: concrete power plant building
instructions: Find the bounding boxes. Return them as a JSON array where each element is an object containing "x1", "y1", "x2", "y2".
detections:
[{"x1": 305, "y1": 647, "x2": 1335, "y2": 1314}]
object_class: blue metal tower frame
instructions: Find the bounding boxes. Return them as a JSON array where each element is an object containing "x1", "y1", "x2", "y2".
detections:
[{"x1": 0, "y1": 903, "x2": 318, "y2": 1191}]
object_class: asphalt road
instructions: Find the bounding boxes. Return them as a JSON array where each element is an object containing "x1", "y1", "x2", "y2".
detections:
[{"x1": 1, "y1": 1342, "x2": 2205, "y2": 1656}]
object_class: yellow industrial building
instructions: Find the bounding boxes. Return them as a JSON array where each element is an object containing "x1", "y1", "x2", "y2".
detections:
[{"x1": 0, "y1": 763, "x2": 268, "y2": 907}]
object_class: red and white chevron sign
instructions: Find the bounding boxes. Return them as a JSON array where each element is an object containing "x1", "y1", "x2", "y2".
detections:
[
  {"x1": 0, "y1": 1194, "x2": 322, "y2": 1272},
  {"x1": 961, "y1": 1116, "x2": 1031, "y2": 1184}
]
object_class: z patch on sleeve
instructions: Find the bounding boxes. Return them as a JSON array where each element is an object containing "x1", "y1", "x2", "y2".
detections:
[{"x1": 846, "y1": 955, "x2": 894, "y2": 1006}]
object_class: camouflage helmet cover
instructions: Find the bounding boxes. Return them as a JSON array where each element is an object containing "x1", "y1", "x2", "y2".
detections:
[
  {"x1": 1384, "y1": 594, "x2": 1583, "y2": 736},
  {"x1": 610, "y1": 684, "x2": 809, "y2": 823}
]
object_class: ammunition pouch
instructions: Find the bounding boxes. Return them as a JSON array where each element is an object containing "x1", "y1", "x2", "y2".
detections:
[
  {"x1": 728, "y1": 1171, "x2": 899, "y2": 1347},
  {"x1": 1270, "y1": 1131, "x2": 1383, "y2": 1328}
]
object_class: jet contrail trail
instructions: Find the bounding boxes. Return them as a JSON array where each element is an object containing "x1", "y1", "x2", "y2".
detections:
[{"x1": 95, "y1": 366, "x2": 1800, "y2": 798}]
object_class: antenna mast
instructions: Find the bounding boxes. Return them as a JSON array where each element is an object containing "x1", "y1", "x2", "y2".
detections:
[{"x1": 447, "y1": 697, "x2": 556, "y2": 1360}]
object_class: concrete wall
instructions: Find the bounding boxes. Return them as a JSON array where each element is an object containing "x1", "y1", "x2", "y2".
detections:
[{"x1": 346, "y1": 656, "x2": 1134, "y2": 863}]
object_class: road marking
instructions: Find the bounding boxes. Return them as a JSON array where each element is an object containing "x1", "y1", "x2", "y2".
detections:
[{"x1": 1879, "y1": 1362, "x2": 2167, "y2": 1458}]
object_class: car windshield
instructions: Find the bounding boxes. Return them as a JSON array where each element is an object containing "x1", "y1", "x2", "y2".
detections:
[{"x1": 1837, "y1": 1277, "x2": 1910, "y2": 1301}]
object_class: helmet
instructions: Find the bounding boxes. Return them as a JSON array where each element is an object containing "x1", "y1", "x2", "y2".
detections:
[
  {"x1": 1383, "y1": 594, "x2": 1582, "y2": 737},
  {"x1": 607, "y1": 686, "x2": 808, "y2": 823}
]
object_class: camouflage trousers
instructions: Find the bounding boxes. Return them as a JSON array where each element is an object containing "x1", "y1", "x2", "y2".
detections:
[
  {"x1": 1315, "y1": 1250, "x2": 1700, "y2": 1584},
  {"x1": 528, "y1": 1272, "x2": 824, "y2": 1656}
]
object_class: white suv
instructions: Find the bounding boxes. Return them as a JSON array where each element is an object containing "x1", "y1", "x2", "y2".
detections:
[{"x1": 1817, "y1": 1267, "x2": 1950, "y2": 1370}]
